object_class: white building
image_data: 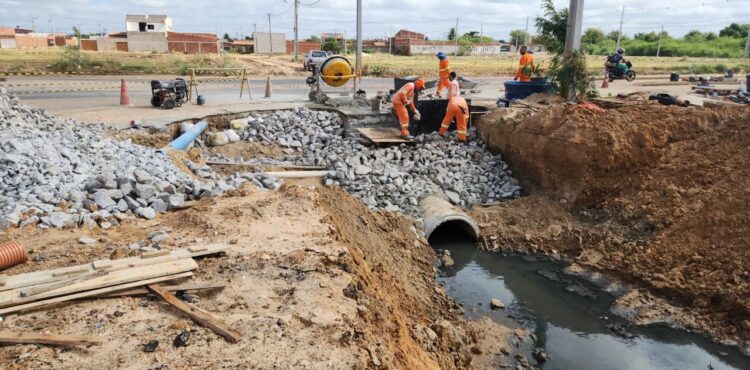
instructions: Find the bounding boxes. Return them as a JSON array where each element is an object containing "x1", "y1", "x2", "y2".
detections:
[{"x1": 125, "y1": 15, "x2": 172, "y2": 34}]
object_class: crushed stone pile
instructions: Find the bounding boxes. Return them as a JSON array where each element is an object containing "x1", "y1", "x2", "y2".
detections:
[
  {"x1": 229, "y1": 108, "x2": 521, "y2": 216},
  {"x1": 0, "y1": 91, "x2": 257, "y2": 230}
]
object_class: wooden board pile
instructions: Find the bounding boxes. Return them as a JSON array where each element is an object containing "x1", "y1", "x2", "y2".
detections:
[{"x1": 0, "y1": 243, "x2": 242, "y2": 347}]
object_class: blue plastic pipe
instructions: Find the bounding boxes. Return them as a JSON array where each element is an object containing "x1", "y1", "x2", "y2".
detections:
[{"x1": 169, "y1": 121, "x2": 208, "y2": 150}]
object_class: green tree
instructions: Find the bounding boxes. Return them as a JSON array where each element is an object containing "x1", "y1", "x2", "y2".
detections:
[
  {"x1": 719, "y1": 23, "x2": 749, "y2": 38},
  {"x1": 684, "y1": 29, "x2": 705, "y2": 42},
  {"x1": 222, "y1": 33, "x2": 233, "y2": 41},
  {"x1": 509, "y1": 29, "x2": 530, "y2": 46},
  {"x1": 534, "y1": 0, "x2": 568, "y2": 54},
  {"x1": 448, "y1": 27, "x2": 456, "y2": 41},
  {"x1": 322, "y1": 38, "x2": 341, "y2": 54},
  {"x1": 705, "y1": 32, "x2": 717, "y2": 41},
  {"x1": 582, "y1": 28, "x2": 605, "y2": 45},
  {"x1": 306, "y1": 35, "x2": 321, "y2": 43},
  {"x1": 607, "y1": 30, "x2": 628, "y2": 42},
  {"x1": 634, "y1": 32, "x2": 659, "y2": 42}
]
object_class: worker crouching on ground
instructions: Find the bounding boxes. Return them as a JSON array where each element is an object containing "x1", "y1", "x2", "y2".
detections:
[
  {"x1": 436, "y1": 52, "x2": 451, "y2": 98},
  {"x1": 393, "y1": 78, "x2": 426, "y2": 140},
  {"x1": 514, "y1": 45, "x2": 534, "y2": 82},
  {"x1": 448, "y1": 71, "x2": 460, "y2": 99},
  {"x1": 439, "y1": 96, "x2": 469, "y2": 142}
]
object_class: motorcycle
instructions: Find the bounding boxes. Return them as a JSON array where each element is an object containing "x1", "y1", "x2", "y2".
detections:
[{"x1": 606, "y1": 60, "x2": 636, "y2": 82}]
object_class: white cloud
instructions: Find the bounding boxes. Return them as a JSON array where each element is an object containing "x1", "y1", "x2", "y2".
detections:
[{"x1": 2, "y1": 0, "x2": 748, "y2": 40}]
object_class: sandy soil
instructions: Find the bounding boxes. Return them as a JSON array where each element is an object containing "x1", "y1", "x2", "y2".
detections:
[
  {"x1": 0, "y1": 182, "x2": 514, "y2": 369},
  {"x1": 474, "y1": 103, "x2": 750, "y2": 349}
]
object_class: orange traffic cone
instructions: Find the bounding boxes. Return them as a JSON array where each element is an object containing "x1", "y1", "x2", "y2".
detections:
[
  {"x1": 601, "y1": 75, "x2": 609, "y2": 89},
  {"x1": 264, "y1": 77, "x2": 272, "y2": 98},
  {"x1": 120, "y1": 79, "x2": 131, "y2": 106}
]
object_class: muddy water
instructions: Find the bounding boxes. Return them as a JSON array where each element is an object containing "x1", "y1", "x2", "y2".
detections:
[{"x1": 431, "y1": 230, "x2": 750, "y2": 370}]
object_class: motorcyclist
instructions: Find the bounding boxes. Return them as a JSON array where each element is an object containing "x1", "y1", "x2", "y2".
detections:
[{"x1": 605, "y1": 48, "x2": 629, "y2": 76}]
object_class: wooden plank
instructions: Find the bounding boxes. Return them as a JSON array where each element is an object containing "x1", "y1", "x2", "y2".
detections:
[
  {"x1": 20, "y1": 271, "x2": 108, "y2": 297},
  {"x1": 0, "y1": 244, "x2": 227, "y2": 292},
  {"x1": 52, "y1": 267, "x2": 88, "y2": 277},
  {"x1": 90, "y1": 282, "x2": 226, "y2": 299},
  {"x1": 147, "y1": 284, "x2": 242, "y2": 343},
  {"x1": 92, "y1": 259, "x2": 113, "y2": 270},
  {"x1": 141, "y1": 249, "x2": 170, "y2": 259},
  {"x1": 0, "y1": 259, "x2": 198, "y2": 308},
  {"x1": 358, "y1": 127, "x2": 413, "y2": 144},
  {"x1": 0, "y1": 331, "x2": 104, "y2": 347},
  {"x1": 0, "y1": 272, "x2": 193, "y2": 315}
]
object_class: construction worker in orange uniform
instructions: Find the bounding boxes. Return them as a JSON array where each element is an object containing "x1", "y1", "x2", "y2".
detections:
[
  {"x1": 392, "y1": 78, "x2": 425, "y2": 140},
  {"x1": 514, "y1": 45, "x2": 534, "y2": 82},
  {"x1": 439, "y1": 96, "x2": 469, "y2": 142},
  {"x1": 436, "y1": 51, "x2": 451, "y2": 98}
]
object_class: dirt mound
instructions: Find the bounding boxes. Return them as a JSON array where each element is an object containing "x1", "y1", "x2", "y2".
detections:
[
  {"x1": 476, "y1": 104, "x2": 750, "y2": 346},
  {"x1": 0, "y1": 185, "x2": 508, "y2": 369}
]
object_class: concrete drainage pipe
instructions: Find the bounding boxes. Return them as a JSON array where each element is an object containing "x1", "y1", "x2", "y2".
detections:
[{"x1": 420, "y1": 195, "x2": 480, "y2": 240}]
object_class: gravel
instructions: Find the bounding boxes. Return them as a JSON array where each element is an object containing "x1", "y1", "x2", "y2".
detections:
[
  {"x1": 0, "y1": 90, "x2": 260, "y2": 230},
  {"x1": 224, "y1": 107, "x2": 521, "y2": 217}
]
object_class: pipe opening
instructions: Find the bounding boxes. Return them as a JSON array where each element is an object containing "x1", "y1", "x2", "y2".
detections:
[{"x1": 427, "y1": 219, "x2": 478, "y2": 245}]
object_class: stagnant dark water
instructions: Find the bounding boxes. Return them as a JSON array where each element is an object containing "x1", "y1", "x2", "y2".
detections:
[{"x1": 430, "y1": 229, "x2": 750, "y2": 370}]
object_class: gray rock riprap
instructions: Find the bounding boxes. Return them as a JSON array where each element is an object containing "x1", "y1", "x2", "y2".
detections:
[
  {"x1": 228, "y1": 107, "x2": 521, "y2": 216},
  {"x1": 0, "y1": 90, "x2": 253, "y2": 229}
]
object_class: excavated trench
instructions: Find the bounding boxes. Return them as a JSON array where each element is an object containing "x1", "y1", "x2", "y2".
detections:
[{"x1": 140, "y1": 106, "x2": 749, "y2": 369}]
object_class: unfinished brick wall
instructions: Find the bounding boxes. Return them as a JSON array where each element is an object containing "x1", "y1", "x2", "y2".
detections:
[
  {"x1": 286, "y1": 41, "x2": 320, "y2": 54},
  {"x1": 80, "y1": 39, "x2": 98, "y2": 51},
  {"x1": 167, "y1": 32, "x2": 218, "y2": 54},
  {"x1": 15, "y1": 35, "x2": 49, "y2": 48}
]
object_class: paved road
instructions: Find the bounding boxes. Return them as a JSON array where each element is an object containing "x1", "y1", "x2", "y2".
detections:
[{"x1": 0, "y1": 74, "x2": 713, "y2": 128}]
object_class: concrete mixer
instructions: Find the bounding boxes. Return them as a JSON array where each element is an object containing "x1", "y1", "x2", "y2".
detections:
[{"x1": 305, "y1": 55, "x2": 357, "y2": 102}]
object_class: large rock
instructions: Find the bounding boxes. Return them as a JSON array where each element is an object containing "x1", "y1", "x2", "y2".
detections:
[{"x1": 92, "y1": 191, "x2": 116, "y2": 209}]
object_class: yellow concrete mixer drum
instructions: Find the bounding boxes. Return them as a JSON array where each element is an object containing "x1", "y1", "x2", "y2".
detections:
[{"x1": 320, "y1": 55, "x2": 353, "y2": 87}]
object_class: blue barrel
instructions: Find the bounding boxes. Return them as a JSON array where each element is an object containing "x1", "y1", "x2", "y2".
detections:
[{"x1": 504, "y1": 80, "x2": 553, "y2": 100}]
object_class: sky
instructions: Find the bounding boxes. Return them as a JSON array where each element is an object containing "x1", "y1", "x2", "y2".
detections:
[{"x1": 1, "y1": 0, "x2": 748, "y2": 41}]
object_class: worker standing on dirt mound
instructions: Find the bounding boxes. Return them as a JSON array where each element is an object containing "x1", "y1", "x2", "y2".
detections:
[
  {"x1": 393, "y1": 78, "x2": 425, "y2": 140},
  {"x1": 514, "y1": 45, "x2": 534, "y2": 82},
  {"x1": 436, "y1": 52, "x2": 451, "y2": 98},
  {"x1": 439, "y1": 96, "x2": 469, "y2": 142},
  {"x1": 448, "y1": 71, "x2": 460, "y2": 99}
]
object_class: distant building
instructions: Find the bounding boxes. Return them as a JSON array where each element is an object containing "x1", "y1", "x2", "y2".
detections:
[
  {"x1": 0, "y1": 27, "x2": 73, "y2": 49},
  {"x1": 84, "y1": 15, "x2": 216, "y2": 54},
  {"x1": 286, "y1": 40, "x2": 319, "y2": 54},
  {"x1": 320, "y1": 32, "x2": 344, "y2": 41},
  {"x1": 228, "y1": 39, "x2": 253, "y2": 53},
  {"x1": 125, "y1": 15, "x2": 172, "y2": 33}
]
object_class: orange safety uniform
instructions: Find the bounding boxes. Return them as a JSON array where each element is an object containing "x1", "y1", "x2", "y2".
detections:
[
  {"x1": 436, "y1": 59, "x2": 451, "y2": 97},
  {"x1": 514, "y1": 53, "x2": 534, "y2": 82},
  {"x1": 393, "y1": 82, "x2": 417, "y2": 136},
  {"x1": 448, "y1": 79, "x2": 460, "y2": 99},
  {"x1": 439, "y1": 96, "x2": 469, "y2": 142}
]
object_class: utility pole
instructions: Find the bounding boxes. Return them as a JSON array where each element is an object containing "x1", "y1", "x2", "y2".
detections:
[
  {"x1": 564, "y1": 0, "x2": 584, "y2": 100},
  {"x1": 656, "y1": 25, "x2": 664, "y2": 57},
  {"x1": 31, "y1": 18, "x2": 36, "y2": 32},
  {"x1": 48, "y1": 17, "x2": 54, "y2": 35},
  {"x1": 616, "y1": 5, "x2": 625, "y2": 50},
  {"x1": 524, "y1": 16, "x2": 529, "y2": 46},
  {"x1": 744, "y1": 24, "x2": 750, "y2": 58},
  {"x1": 389, "y1": 29, "x2": 392, "y2": 55},
  {"x1": 344, "y1": 31, "x2": 347, "y2": 54},
  {"x1": 267, "y1": 13, "x2": 273, "y2": 55},
  {"x1": 354, "y1": 0, "x2": 362, "y2": 92},
  {"x1": 454, "y1": 17, "x2": 460, "y2": 56},
  {"x1": 293, "y1": 0, "x2": 299, "y2": 62}
]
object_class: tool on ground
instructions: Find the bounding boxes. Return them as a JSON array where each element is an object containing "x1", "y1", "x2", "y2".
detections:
[
  {"x1": 119, "y1": 79, "x2": 131, "y2": 106},
  {"x1": 306, "y1": 55, "x2": 357, "y2": 102},
  {"x1": 649, "y1": 93, "x2": 690, "y2": 107},
  {"x1": 150, "y1": 79, "x2": 188, "y2": 109}
]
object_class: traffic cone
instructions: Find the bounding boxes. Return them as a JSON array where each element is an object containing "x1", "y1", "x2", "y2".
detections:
[
  {"x1": 601, "y1": 76, "x2": 609, "y2": 89},
  {"x1": 264, "y1": 77, "x2": 272, "y2": 98},
  {"x1": 119, "y1": 79, "x2": 131, "y2": 106}
]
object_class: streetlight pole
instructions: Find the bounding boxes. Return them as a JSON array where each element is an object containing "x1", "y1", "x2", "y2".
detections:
[
  {"x1": 294, "y1": 0, "x2": 299, "y2": 62},
  {"x1": 354, "y1": 0, "x2": 362, "y2": 92},
  {"x1": 267, "y1": 13, "x2": 273, "y2": 55},
  {"x1": 616, "y1": 5, "x2": 625, "y2": 50},
  {"x1": 454, "y1": 17, "x2": 460, "y2": 56},
  {"x1": 564, "y1": 0, "x2": 584, "y2": 100}
]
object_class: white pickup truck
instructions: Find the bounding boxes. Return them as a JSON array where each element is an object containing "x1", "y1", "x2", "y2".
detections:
[{"x1": 304, "y1": 50, "x2": 329, "y2": 71}]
